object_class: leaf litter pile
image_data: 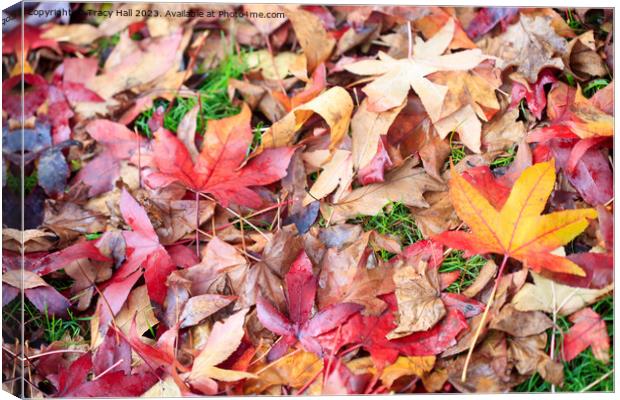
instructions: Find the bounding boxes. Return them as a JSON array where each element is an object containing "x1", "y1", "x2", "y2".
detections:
[{"x1": 1, "y1": 4, "x2": 614, "y2": 396}]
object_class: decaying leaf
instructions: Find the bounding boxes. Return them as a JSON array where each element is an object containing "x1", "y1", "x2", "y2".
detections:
[{"x1": 512, "y1": 271, "x2": 613, "y2": 316}]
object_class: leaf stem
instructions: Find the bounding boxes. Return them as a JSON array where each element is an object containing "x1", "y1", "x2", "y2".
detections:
[
  {"x1": 195, "y1": 190, "x2": 200, "y2": 259},
  {"x1": 460, "y1": 253, "x2": 509, "y2": 382}
]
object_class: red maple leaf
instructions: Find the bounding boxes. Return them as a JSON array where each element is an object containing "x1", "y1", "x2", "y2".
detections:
[
  {"x1": 145, "y1": 104, "x2": 295, "y2": 208},
  {"x1": 73, "y1": 119, "x2": 147, "y2": 196},
  {"x1": 53, "y1": 352, "x2": 156, "y2": 397},
  {"x1": 112, "y1": 189, "x2": 176, "y2": 305},
  {"x1": 318, "y1": 294, "x2": 470, "y2": 370},
  {"x1": 256, "y1": 251, "x2": 362, "y2": 359},
  {"x1": 562, "y1": 307, "x2": 610, "y2": 363}
]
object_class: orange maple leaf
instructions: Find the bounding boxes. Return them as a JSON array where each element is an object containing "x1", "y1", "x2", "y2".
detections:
[{"x1": 435, "y1": 159, "x2": 597, "y2": 276}]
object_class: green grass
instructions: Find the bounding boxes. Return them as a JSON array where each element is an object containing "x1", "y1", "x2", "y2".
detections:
[
  {"x1": 516, "y1": 296, "x2": 614, "y2": 392},
  {"x1": 438, "y1": 251, "x2": 488, "y2": 293},
  {"x1": 134, "y1": 52, "x2": 246, "y2": 138},
  {"x1": 565, "y1": 9, "x2": 586, "y2": 34},
  {"x1": 448, "y1": 130, "x2": 466, "y2": 165},
  {"x1": 351, "y1": 202, "x2": 423, "y2": 260},
  {"x1": 490, "y1": 146, "x2": 517, "y2": 169},
  {"x1": 3, "y1": 292, "x2": 89, "y2": 345},
  {"x1": 583, "y1": 78, "x2": 611, "y2": 98}
]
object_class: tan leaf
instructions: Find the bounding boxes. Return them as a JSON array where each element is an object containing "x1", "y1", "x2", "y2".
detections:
[
  {"x1": 286, "y1": 7, "x2": 336, "y2": 72},
  {"x1": 410, "y1": 191, "x2": 459, "y2": 238},
  {"x1": 351, "y1": 99, "x2": 405, "y2": 170},
  {"x1": 3, "y1": 270, "x2": 47, "y2": 290},
  {"x1": 245, "y1": 50, "x2": 307, "y2": 80},
  {"x1": 318, "y1": 232, "x2": 393, "y2": 315},
  {"x1": 345, "y1": 19, "x2": 491, "y2": 118},
  {"x1": 177, "y1": 105, "x2": 200, "y2": 161},
  {"x1": 262, "y1": 86, "x2": 353, "y2": 149},
  {"x1": 142, "y1": 376, "x2": 182, "y2": 397},
  {"x1": 303, "y1": 150, "x2": 353, "y2": 206},
  {"x1": 328, "y1": 158, "x2": 445, "y2": 222},
  {"x1": 563, "y1": 31, "x2": 608, "y2": 81},
  {"x1": 512, "y1": 271, "x2": 613, "y2": 316},
  {"x1": 489, "y1": 304, "x2": 553, "y2": 337},
  {"x1": 388, "y1": 261, "x2": 445, "y2": 339},
  {"x1": 42, "y1": 24, "x2": 102, "y2": 45},
  {"x1": 481, "y1": 108, "x2": 526, "y2": 152},
  {"x1": 179, "y1": 294, "x2": 236, "y2": 328},
  {"x1": 480, "y1": 15, "x2": 567, "y2": 83},
  {"x1": 463, "y1": 259, "x2": 497, "y2": 298},
  {"x1": 87, "y1": 31, "x2": 185, "y2": 99},
  {"x1": 188, "y1": 308, "x2": 255, "y2": 385},
  {"x1": 115, "y1": 285, "x2": 159, "y2": 338}
]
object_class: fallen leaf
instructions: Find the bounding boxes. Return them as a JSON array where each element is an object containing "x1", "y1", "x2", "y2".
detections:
[
  {"x1": 345, "y1": 19, "x2": 491, "y2": 119},
  {"x1": 188, "y1": 309, "x2": 256, "y2": 394},
  {"x1": 388, "y1": 261, "x2": 445, "y2": 339},
  {"x1": 262, "y1": 86, "x2": 354, "y2": 150},
  {"x1": 257, "y1": 251, "x2": 362, "y2": 357},
  {"x1": 146, "y1": 104, "x2": 294, "y2": 208},
  {"x1": 562, "y1": 307, "x2": 610, "y2": 363},
  {"x1": 489, "y1": 304, "x2": 553, "y2": 337},
  {"x1": 435, "y1": 160, "x2": 597, "y2": 276},
  {"x1": 303, "y1": 149, "x2": 353, "y2": 205},
  {"x1": 286, "y1": 7, "x2": 336, "y2": 72},
  {"x1": 481, "y1": 14, "x2": 567, "y2": 83},
  {"x1": 512, "y1": 271, "x2": 613, "y2": 316},
  {"x1": 328, "y1": 158, "x2": 445, "y2": 222}
]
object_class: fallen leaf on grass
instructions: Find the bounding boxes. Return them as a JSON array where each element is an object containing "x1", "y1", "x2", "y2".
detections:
[
  {"x1": 328, "y1": 158, "x2": 445, "y2": 222},
  {"x1": 146, "y1": 104, "x2": 294, "y2": 208},
  {"x1": 512, "y1": 271, "x2": 613, "y2": 316},
  {"x1": 562, "y1": 307, "x2": 610, "y2": 363},
  {"x1": 435, "y1": 160, "x2": 597, "y2": 276}
]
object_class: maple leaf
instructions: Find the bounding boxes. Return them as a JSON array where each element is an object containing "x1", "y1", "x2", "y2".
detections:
[
  {"x1": 318, "y1": 294, "x2": 468, "y2": 370},
  {"x1": 562, "y1": 307, "x2": 610, "y2": 363},
  {"x1": 187, "y1": 308, "x2": 257, "y2": 394},
  {"x1": 272, "y1": 63, "x2": 327, "y2": 112},
  {"x1": 74, "y1": 119, "x2": 147, "y2": 196},
  {"x1": 256, "y1": 251, "x2": 362, "y2": 358},
  {"x1": 317, "y1": 231, "x2": 394, "y2": 315},
  {"x1": 435, "y1": 160, "x2": 597, "y2": 276},
  {"x1": 146, "y1": 104, "x2": 295, "y2": 208},
  {"x1": 113, "y1": 189, "x2": 176, "y2": 305},
  {"x1": 481, "y1": 14, "x2": 567, "y2": 83},
  {"x1": 345, "y1": 19, "x2": 490, "y2": 120},
  {"x1": 54, "y1": 352, "x2": 156, "y2": 397},
  {"x1": 327, "y1": 158, "x2": 445, "y2": 223},
  {"x1": 388, "y1": 260, "x2": 445, "y2": 339}
]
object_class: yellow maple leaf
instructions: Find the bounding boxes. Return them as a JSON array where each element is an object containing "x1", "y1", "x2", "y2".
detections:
[{"x1": 435, "y1": 159, "x2": 597, "y2": 276}]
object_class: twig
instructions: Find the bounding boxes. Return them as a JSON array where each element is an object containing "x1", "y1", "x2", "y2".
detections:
[
  {"x1": 579, "y1": 369, "x2": 614, "y2": 392},
  {"x1": 254, "y1": 348, "x2": 301, "y2": 375},
  {"x1": 196, "y1": 228, "x2": 261, "y2": 261},
  {"x1": 199, "y1": 192, "x2": 270, "y2": 241},
  {"x1": 461, "y1": 253, "x2": 509, "y2": 382},
  {"x1": 92, "y1": 359, "x2": 124, "y2": 381},
  {"x1": 550, "y1": 280, "x2": 558, "y2": 393},
  {"x1": 195, "y1": 190, "x2": 200, "y2": 259}
]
